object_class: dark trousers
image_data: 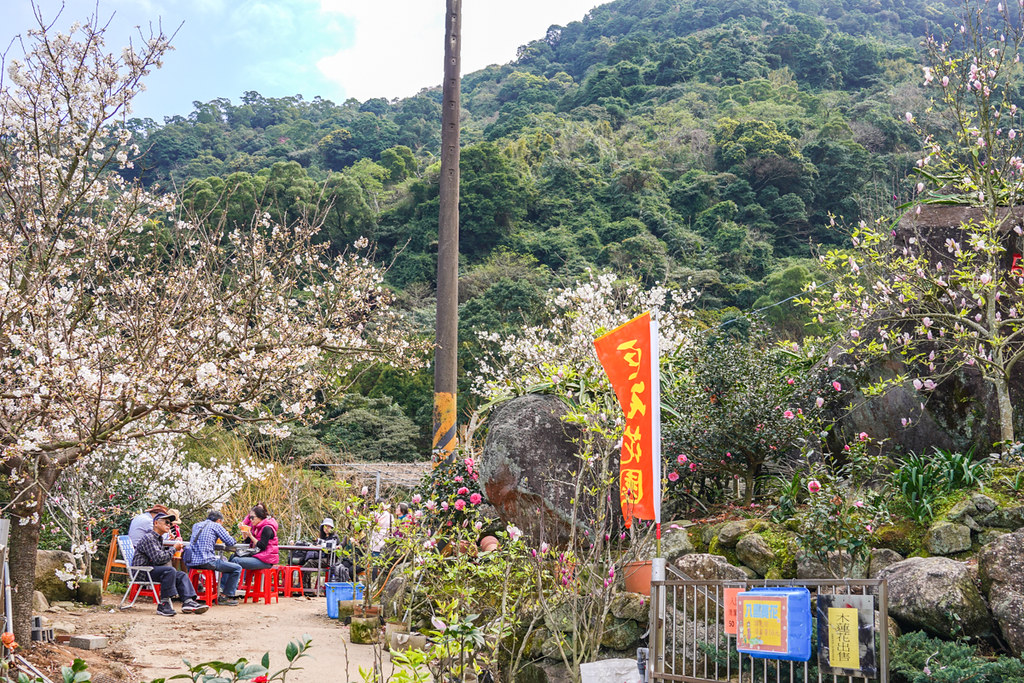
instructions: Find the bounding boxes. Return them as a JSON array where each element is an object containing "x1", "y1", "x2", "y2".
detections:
[{"x1": 147, "y1": 565, "x2": 197, "y2": 601}]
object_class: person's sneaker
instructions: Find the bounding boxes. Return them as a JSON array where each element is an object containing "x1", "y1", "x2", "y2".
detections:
[
  {"x1": 219, "y1": 596, "x2": 239, "y2": 606},
  {"x1": 156, "y1": 601, "x2": 176, "y2": 617},
  {"x1": 182, "y1": 599, "x2": 209, "y2": 615}
]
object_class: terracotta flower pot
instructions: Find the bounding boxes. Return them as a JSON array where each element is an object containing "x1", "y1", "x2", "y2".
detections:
[{"x1": 622, "y1": 560, "x2": 652, "y2": 596}]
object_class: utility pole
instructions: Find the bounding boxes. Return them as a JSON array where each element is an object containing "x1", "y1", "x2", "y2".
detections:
[{"x1": 433, "y1": 0, "x2": 461, "y2": 464}]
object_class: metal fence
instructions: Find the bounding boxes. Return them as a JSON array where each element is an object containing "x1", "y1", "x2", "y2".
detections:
[{"x1": 649, "y1": 566, "x2": 889, "y2": 683}]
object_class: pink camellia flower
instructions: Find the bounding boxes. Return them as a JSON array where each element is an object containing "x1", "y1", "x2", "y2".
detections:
[
  {"x1": 457, "y1": 486, "x2": 470, "y2": 495},
  {"x1": 859, "y1": 432, "x2": 869, "y2": 441},
  {"x1": 865, "y1": 524, "x2": 874, "y2": 533},
  {"x1": 453, "y1": 475, "x2": 463, "y2": 483},
  {"x1": 454, "y1": 499, "x2": 466, "y2": 511},
  {"x1": 668, "y1": 471, "x2": 679, "y2": 482},
  {"x1": 807, "y1": 480, "x2": 822, "y2": 494},
  {"x1": 677, "y1": 454, "x2": 688, "y2": 463},
  {"x1": 688, "y1": 462, "x2": 697, "y2": 471},
  {"x1": 854, "y1": 501, "x2": 864, "y2": 508},
  {"x1": 832, "y1": 381, "x2": 842, "y2": 391},
  {"x1": 783, "y1": 410, "x2": 795, "y2": 419},
  {"x1": 411, "y1": 494, "x2": 422, "y2": 504},
  {"x1": 844, "y1": 444, "x2": 851, "y2": 451},
  {"x1": 470, "y1": 493, "x2": 482, "y2": 505},
  {"x1": 787, "y1": 378, "x2": 794, "y2": 385}
]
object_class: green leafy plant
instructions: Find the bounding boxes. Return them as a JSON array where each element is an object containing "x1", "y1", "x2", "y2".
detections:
[
  {"x1": 890, "y1": 631, "x2": 1024, "y2": 683},
  {"x1": 933, "y1": 448, "x2": 989, "y2": 493},
  {"x1": 769, "y1": 470, "x2": 804, "y2": 523},
  {"x1": 893, "y1": 452, "x2": 943, "y2": 524},
  {"x1": 150, "y1": 635, "x2": 312, "y2": 683}
]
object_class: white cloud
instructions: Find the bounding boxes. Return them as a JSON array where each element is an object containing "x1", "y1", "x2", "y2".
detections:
[{"x1": 317, "y1": 0, "x2": 598, "y2": 101}]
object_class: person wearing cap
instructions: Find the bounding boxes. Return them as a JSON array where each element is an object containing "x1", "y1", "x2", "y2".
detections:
[
  {"x1": 133, "y1": 512, "x2": 209, "y2": 617},
  {"x1": 302, "y1": 518, "x2": 341, "y2": 587},
  {"x1": 187, "y1": 510, "x2": 243, "y2": 606},
  {"x1": 127, "y1": 504, "x2": 168, "y2": 546}
]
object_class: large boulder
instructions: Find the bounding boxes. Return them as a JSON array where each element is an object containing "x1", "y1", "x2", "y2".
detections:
[
  {"x1": 716, "y1": 520, "x2": 756, "y2": 548},
  {"x1": 868, "y1": 548, "x2": 904, "y2": 579},
  {"x1": 600, "y1": 614, "x2": 642, "y2": 650},
  {"x1": 978, "y1": 528, "x2": 1024, "y2": 655},
  {"x1": 662, "y1": 524, "x2": 695, "y2": 562},
  {"x1": 797, "y1": 551, "x2": 867, "y2": 579},
  {"x1": 878, "y1": 557, "x2": 993, "y2": 638},
  {"x1": 735, "y1": 534, "x2": 776, "y2": 577},
  {"x1": 609, "y1": 592, "x2": 649, "y2": 624},
  {"x1": 977, "y1": 506, "x2": 1024, "y2": 530},
  {"x1": 481, "y1": 395, "x2": 607, "y2": 544},
  {"x1": 925, "y1": 522, "x2": 972, "y2": 556},
  {"x1": 34, "y1": 550, "x2": 76, "y2": 603},
  {"x1": 673, "y1": 553, "x2": 747, "y2": 582}
]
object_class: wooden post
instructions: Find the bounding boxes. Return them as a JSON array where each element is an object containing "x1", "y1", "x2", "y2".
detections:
[{"x1": 433, "y1": 0, "x2": 461, "y2": 464}]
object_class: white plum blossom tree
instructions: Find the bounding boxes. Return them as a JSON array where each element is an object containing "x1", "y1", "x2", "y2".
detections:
[
  {"x1": 0, "y1": 10, "x2": 420, "y2": 640},
  {"x1": 803, "y1": 0, "x2": 1024, "y2": 448}
]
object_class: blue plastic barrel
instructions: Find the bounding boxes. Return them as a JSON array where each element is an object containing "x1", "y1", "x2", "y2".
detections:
[{"x1": 326, "y1": 582, "x2": 365, "y2": 618}]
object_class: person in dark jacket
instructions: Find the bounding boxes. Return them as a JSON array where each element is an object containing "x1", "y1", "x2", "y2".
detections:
[
  {"x1": 133, "y1": 513, "x2": 209, "y2": 617},
  {"x1": 302, "y1": 517, "x2": 345, "y2": 587}
]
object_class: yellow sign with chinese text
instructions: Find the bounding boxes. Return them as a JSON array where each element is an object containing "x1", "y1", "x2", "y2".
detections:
[{"x1": 827, "y1": 608, "x2": 860, "y2": 670}]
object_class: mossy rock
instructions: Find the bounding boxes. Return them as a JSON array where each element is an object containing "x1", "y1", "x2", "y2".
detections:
[
  {"x1": 874, "y1": 519, "x2": 926, "y2": 556},
  {"x1": 350, "y1": 616, "x2": 381, "y2": 644}
]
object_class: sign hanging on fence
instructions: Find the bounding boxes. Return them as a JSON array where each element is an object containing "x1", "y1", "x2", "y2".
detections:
[
  {"x1": 593, "y1": 311, "x2": 662, "y2": 526},
  {"x1": 724, "y1": 585, "x2": 744, "y2": 635},
  {"x1": 736, "y1": 588, "x2": 812, "y2": 662},
  {"x1": 816, "y1": 594, "x2": 876, "y2": 677}
]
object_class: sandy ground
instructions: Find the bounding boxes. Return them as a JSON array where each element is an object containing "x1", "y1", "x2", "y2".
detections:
[{"x1": 28, "y1": 594, "x2": 394, "y2": 683}]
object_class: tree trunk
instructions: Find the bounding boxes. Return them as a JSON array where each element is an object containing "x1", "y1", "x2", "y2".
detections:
[
  {"x1": 8, "y1": 501, "x2": 43, "y2": 644},
  {"x1": 993, "y1": 375, "x2": 1015, "y2": 448}
]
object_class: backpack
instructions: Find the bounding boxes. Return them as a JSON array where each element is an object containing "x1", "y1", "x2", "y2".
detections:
[{"x1": 288, "y1": 541, "x2": 311, "y2": 566}]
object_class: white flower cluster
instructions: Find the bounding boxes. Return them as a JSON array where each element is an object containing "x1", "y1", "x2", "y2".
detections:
[{"x1": 472, "y1": 271, "x2": 698, "y2": 401}]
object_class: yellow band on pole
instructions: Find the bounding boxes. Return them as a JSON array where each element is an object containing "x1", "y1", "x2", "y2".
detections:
[{"x1": 432, "y1": 391, "x2": 457, "y2": 464}]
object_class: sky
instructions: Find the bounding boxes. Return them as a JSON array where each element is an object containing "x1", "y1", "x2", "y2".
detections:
[{"x1": 0, "y1": 0, "x2": 600, "y2": 122}]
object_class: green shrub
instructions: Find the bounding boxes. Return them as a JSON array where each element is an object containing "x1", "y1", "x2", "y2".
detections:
[{"x1": 890, "y1": 631, "x2": 1024, "y2": 683}]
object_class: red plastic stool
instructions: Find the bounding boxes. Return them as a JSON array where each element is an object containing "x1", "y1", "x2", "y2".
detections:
[
  {"x1": 128, "y1": 582, "x2": 160, "y2": 604},
  {"x1": 242, "y1": 568, "x2": 279, "y2": 605},
  {"x1": 188, "y1": 568, "x2": 219, "y2": 607},
  {"x1": 276, "y1": 565, "x2": 303, "y2": 597}
]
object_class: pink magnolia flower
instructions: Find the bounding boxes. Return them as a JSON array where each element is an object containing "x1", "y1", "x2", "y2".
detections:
[
  {"x1": 816, "y1": 397, "x2": 824, "y2": 408},
  {"x1": 411, "y1": 494, "x2": 422, "y2": 504},
  {"x1": 469, "y1": 493, "x2": 482, "y2": 505},
  {"x1": 425, "y1": 500, "x2": 437, "y2": 511},
  {"x1": 668, "y1": 471, "x2": 679, "y2": 482},
  {"x1": 807, "y1": 480, "x2": 821, "y2": 494},
  {"x1": 854, "y1": 500, "x2": 864, "y2": 508},
  {"x1": 457, "y1": 486, "x2": 470, "y2": 495},
  {"x1": 440, "y1": 501, "x2": 449, "y2": 511}
]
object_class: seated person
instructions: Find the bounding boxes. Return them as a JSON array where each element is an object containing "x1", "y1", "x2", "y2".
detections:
[
  {"x1": 230, "y1": 503, "x2": 279, "y2": 571},
  {"x1": 186, "y1": 510, "x2": 243, "y2": 606},
  {"x1": 133, "y1": 512, "x2": 209, "y2": 617},
  {"x1": 127, "y1": 504, "x2": 168, "y2": 546},
  {"x1": 301, "y1": 518, "x2": 347, "y2": 586}
]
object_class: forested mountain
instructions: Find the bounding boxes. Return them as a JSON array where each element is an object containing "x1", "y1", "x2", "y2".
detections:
[{"x1": 124, "y1": 0, "x2": 984, "y2": 458}]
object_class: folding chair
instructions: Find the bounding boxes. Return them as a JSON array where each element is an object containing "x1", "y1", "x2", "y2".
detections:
[
  {"x1": 117, "y1": 536, "x2": 160, "y2": 609},
  {"x1": 102, "y1": 530, "x2": 129, "y2": 591}
]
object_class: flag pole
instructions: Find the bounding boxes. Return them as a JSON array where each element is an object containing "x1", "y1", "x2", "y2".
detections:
[{"x1": 650, "y1": 311, "x2": 662, "y2": 559}]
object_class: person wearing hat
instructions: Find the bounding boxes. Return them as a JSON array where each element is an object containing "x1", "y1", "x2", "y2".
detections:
[
  {"x1": 133, "y1": 512, "x2": 209, "y2": 617},
  {"x1": 301, "y1": 518, "x2": 341, "y2": 588},
  {"x1": 127, "y1": 504, "x2": 168, "y2": 546}
]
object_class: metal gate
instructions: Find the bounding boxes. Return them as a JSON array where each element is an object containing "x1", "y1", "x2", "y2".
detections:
[{"x1": 649, "y1": 564, "x2": 889, "y2": 683}]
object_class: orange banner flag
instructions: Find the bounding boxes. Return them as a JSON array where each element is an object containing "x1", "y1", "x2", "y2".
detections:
[{"x1": 593, "y1": 312, "x2": 662, "y2": 527}]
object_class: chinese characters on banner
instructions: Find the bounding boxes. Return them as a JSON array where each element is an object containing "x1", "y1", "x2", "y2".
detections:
[
  {"x1": 593, "y1": 312, "x2": 662, "y2": 527},
  {"x1": 816, "y1": 594, "x2": 876, "y2": 677}
]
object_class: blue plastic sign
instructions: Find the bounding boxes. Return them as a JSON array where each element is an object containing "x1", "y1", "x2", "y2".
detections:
[{"x1": 736, "y1": 587, "x2": 812, "y2": 662}]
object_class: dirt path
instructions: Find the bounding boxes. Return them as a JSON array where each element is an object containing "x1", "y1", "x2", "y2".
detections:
[{"x1": 33, "y1": 595, "x2": 394, "y2": 683}]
